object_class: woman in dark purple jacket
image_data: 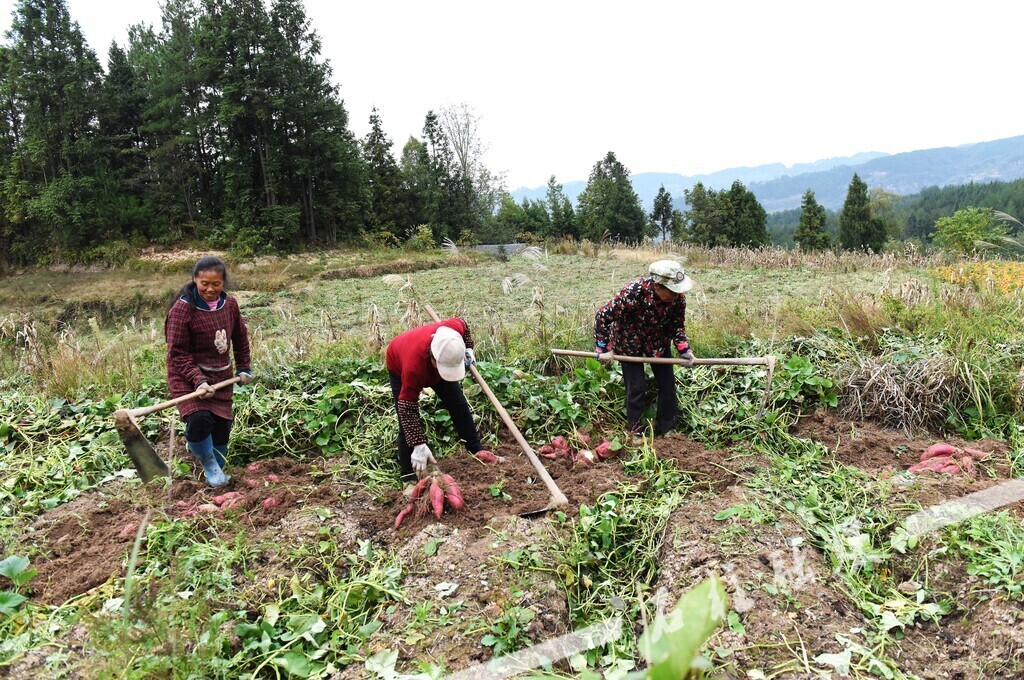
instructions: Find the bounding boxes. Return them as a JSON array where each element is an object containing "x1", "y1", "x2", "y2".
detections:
[{"x1": 165, "y1": 256, "x2": 252, "y2": 486}]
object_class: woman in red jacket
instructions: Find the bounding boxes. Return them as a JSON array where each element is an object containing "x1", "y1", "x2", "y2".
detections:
[
  {"x1": 386, "y1": 318, "x2": 495, "y2": 483},
  {"x1": 165, "y1": 256, "x2": 252, "y2": 487}
]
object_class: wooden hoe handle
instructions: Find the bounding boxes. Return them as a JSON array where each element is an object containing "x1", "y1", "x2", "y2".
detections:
[{"x1": 423, "y1": 304, "x2": 568, "y2": 508}]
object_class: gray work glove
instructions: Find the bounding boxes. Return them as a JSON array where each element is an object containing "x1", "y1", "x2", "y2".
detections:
[{"x1": 237, "y1": 371, "x2": 254, "y2": 385}]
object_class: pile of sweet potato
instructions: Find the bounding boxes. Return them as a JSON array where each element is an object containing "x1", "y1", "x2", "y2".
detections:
[
  {"x1": 537, "y1": 434, "x2": 621, "y2": 466},
  {"x1": 907, "y1": 442, "x2": 989, "y2": 475},
  {"x1": 395, "y1": 473, "x2": 464, "y2": 528}
]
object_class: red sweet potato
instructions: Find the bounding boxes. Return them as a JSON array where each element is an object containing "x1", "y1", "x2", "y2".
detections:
[
  {"x1": 595, "y1": 440, "x2": 615, "y2": 459},
  {"x1": 921, "y1": 443, "x2": 958, "y2": 461},
  {"x1": 197, "y1": 503, "x2": 220, "y2": 513},
  {"x1": 551, "y1": 436, "x2": 568, "y2": 451},
  {"x1": 909, "y1": 455, "x2": 953, "y2": 473},
  {"x1": 266, "y1": 474, "x2": 279, "y2": 483},
  {"x1": 576, "y1": 450, "x2": 597, "y2": 466},
  {"x1": 246, "y1": 463, "x2": 261, "y2": 472},
  {"x1": 578, "y1": 434, "x2": 592, "y2": 447},
  {"x1": 445, "y1": 482, "x2": 465, "y2": 511},
  {"x1": 222, "y1": 495, "x2": 246, "y2": 510},
  {"x1": 213, "y1": 491, "x2": 243, "y2": 506},
  {"x1": 246, "y1": 479, "x2": 260, "y2": 489},
  {"x1": 262, "y1": 496, "x2": 280, "y2": 510},
  {"x1": 395, "y1": 501, "x2": 415, "y2": 528},
  {"x1": 538, "y1": 444, "x2": 555, "y2": 455},
  {"x1": 430, "y1": 479, "x2": 445, "y2": 518},
  {"x1": 962, "y1": 447, "x2": 990, "y2": 460},
  {"x1": 410, "y1": 476, "x2": 431, "y2": 499},
  {"x1": 475, "y1": 450, "x2": 498, "y2": 463}
]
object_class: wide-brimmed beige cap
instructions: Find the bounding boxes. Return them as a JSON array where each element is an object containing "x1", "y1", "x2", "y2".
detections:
[
  {"x1": 649, "y1": 260, "x2": 693, "y2": 293},
  {"x1": 430, "y1": 326, "x2": 466, "y2": 381}
]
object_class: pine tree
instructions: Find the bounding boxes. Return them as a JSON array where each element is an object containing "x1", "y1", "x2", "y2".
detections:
[
  {"x1": 650, "y1": 185, "x2": 680, "y2": 242},
  {"x1": 362, "y1": 108, "x2": 404, "y2": 237},
  {"x1": 683, "y1": 182, "x2": 718, "y2": 246},
  {"x1": 7, "y1": 0, "x2": 104, "y2": 256},
  {"x1": 793, "y1": 189, "x2": 831, "y2": 251},
  {"x1": 576, "y1": 151, "x2": 646, "y2": 242},
  {"x1": 724, "y1": 181, "x2": 768, "y2": 247},
  {"x1": 545, "y1": 175, "x2": 577, "y2": 238},
  {"x1": 839, "y1": 173, "x2": 875, "y2": 251}
]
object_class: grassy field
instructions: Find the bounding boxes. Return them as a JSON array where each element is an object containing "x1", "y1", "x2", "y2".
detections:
[{"x1": 1, "y1": 243, "x2": 1023, "y2": 679}]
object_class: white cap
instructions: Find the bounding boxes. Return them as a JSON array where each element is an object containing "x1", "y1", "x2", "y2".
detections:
[
  {"x1": 649, "y1": 260, "x2": 693, "y2": 293},
  {"x1": 430, "y1": 326, "x2": 467, "y2": 381}
]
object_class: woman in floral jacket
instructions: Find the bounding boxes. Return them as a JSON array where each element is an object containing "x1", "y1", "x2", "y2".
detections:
[{"x1": 594, "y1": 260, "x2": 694, "y2": 436}]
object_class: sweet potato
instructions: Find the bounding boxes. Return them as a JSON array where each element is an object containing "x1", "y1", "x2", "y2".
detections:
[
  {"x1": 245, "y1": 479, "x2": 260, "y2": 489},
  {"x1": 262, "y1": 496, "x2": 280, "y2": 510},
  {"x1": 222, "y1": 495, "x2": 246, "y2": 510},
  {"x1": 909, "y1": 455, "x2": 953, "y2": 473},
  {"x1": 445, "y1": 482, "x2": 465, "y2": 511},
  {"x1": 595, "y1": 440, "x2": 615, "y2": 459},
  {"x1": 197, "y1": 503, "x2": 220, "y2": 513},
  {"x1": 921, "y1": 443, "x2": 958, "y2": 461},
  {"x1": 475, "y1": 450, "x2": 498, "y2": 463},
  {"x1": 576, "y1": 450, "x2": 597, "y2": 466},
  {"x1": 551, "y1": 436, "x2": 569, "y2": 451},
  {"x1": 410, "y1": 476, "x2": 431, "y2": 499},
  {"x1": 962, "y1": 447, "x2": 990, "y2": 460},
  {"x1": 246, "y1": 463, "x2": 261, "y2": 472},
  {"x1": 429, "y1": 479, "x2": 445, "y2": 518},
  {"x1": 538, "y1": 444, "x2": 555, "y2": 455},
  {"x1": 266, "y1": 474, "x2": 279, "y2": 483},
  {"x1": 213, "y1": 491, "x2": 243, "y2": 506},
  {"x1": 578, "y1": 434, "x2": 592, "y2": 447},
  {"x1": 395, "y1": 501, "x2": 415, "y2": 528}
]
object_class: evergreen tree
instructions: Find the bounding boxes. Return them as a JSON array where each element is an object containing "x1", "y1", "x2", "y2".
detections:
[
  {"x1": 683, "y1": 182, "x2": 720, "y2": 246},
  {"x1": 650, "y1": 184, "x2": 680, "y2": 242},
  {"x1": 793, "y1": 189, "x2": 831, "y2": 251},
  {"x1": 724, "y1": 180, "x2": 768, "y2": 246},
  {"x1": 6, "y1": 0, "x2": 104, "y2": 257},
  {"x1": 839, "y1": 173, "x2": 880, "y2": 251},
  {"x1": 362, "y1": 108, "x2": 404, "y2": 237},
  {"x1": 544, "y1": 175, "x2": 577, "y2": 238},
  {"x1": 576, "y1": 151, "x2": 647, "y2": 242}
]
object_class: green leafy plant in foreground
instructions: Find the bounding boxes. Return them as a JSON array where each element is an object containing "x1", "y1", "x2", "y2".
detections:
[
  {"x1": 629, "y1": 575, "x2": 728, "y2": 679},
  {"x1": 0, "y1": 555, "x2": 36, "y2": 615},
  {"x1": 944, "y1": 511, "x2": 1024, "y2": 600}
]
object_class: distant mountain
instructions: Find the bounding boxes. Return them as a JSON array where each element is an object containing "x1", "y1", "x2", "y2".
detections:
[
  {"x1": 510, "y1": 136, "x2": 1024, "y2": 213},
  {"x1": 750, "y1": 136, "x2": 1024, "y2": 212}
]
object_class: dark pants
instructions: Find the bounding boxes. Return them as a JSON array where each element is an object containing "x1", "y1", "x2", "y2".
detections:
[
  {"x1": 389, "y1": 371, "x2": 482, "y2": 482},
  {"x1": 183, "y1": 410, "x2": 233, "y2": 445},
  {"x1": 622, "y1": 362, "x2": 677, "y2": 435}
]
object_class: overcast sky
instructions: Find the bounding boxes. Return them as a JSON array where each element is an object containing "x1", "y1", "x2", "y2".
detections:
[{"x1": 2, "y1": 0, "x2": 1023, "y2": 189}]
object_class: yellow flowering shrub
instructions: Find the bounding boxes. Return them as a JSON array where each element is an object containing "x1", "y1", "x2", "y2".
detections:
[{"x1": 934, "y1": 262, "x2": 1024, "y2": 294}]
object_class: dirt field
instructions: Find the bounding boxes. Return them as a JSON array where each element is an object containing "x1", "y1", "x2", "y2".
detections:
[{"x1": 9, "y1": 413, "x2": 1024, "y2": 678}]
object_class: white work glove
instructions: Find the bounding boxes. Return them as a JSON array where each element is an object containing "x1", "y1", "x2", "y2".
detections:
[
  {"x1": 196, "y1": 382, "x2": 216, "y2": 399},
  {"x1": 237, "y1": 371, "x2": 253, "y2": 385},
  {"x1": 411, "y1": 443, "x2": 436, "y2": 478},
  {"x1": 679, "y1": 350, "x2": 695, "y2": 362},
  {"x1": 464, "y1": 348, "x2": 476, "y2": 369}
]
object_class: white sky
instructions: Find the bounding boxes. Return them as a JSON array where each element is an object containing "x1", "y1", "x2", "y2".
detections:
[{"x1": 3, "y1": 0, "x2": 1023, "y2": 189}]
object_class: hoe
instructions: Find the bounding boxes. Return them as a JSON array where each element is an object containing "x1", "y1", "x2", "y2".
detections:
[
  {"x1": 113, "y1": 376, "x2": 242, "y2": 482},
  {"x1": 551, "y1": 349, "x2": 778, "y2": 419},
  {"x1": 424, "y1": 303, "x2": 568, "y2": 517}
]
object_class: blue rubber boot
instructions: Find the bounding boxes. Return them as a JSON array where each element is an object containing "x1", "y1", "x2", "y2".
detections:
[
  {"x1": 212, "y1": 443, "x2": 228, "y2": 469},
  {"x1": 187, "y1": 436, "x2": 230, "y2": 487}
]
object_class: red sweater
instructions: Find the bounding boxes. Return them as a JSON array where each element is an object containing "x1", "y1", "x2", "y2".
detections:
[{"x1": 386, "y1": 318, "x2": 472, "y2": 446}]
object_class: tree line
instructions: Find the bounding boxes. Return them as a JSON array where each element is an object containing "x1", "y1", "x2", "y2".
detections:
[{"x1": 3, "y1": 0, "x2": 1020, "y2": 267}]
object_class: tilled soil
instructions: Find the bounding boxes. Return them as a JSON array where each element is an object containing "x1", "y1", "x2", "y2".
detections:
[{"x1": 14, "y1": 415, "x2": 1024, "y2": 678}]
